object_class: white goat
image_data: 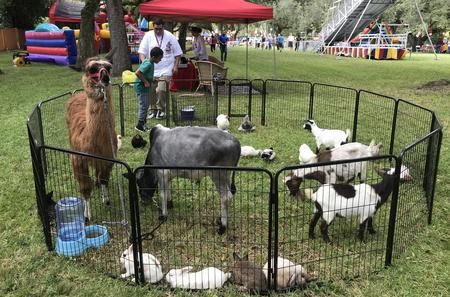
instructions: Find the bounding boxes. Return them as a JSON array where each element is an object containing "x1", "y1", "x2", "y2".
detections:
[
  {"x1": 303, "y1": 119, "x2": 351, "y2": 152},
  {"x1": 263, "y1": 257, "x2": 312, "y2": 289},
  {"x1": 216, "y1": 114, "x2": 230, "y2": 130},
  {"x1": 388, "y1": 165, "x2": 413, "y2": 181},
  {"x1": 298, "y1": 140, "x2": 383, "y2": 183},
  {"x1": 304, "y1": 168, "x2": 396, "y2": 242},
  {"x1": 165, "y1": 266, "x2": 231, "y2": 289}
]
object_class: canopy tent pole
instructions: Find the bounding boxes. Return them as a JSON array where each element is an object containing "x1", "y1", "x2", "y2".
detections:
[
  {"x1": 414, "y1": 0, "x2": 438, "y2": 60},
  {"x1": 246, "y1": 22, "x2": 249, "y2": 79},
  {"x1": 272, "y1": 21, "x2": 276, "y2": 79}
]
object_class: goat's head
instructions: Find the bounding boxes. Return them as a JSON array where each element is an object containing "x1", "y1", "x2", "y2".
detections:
[
  {"x1": 368, "y1": 140, "x2": 383, "y2": 156},
  {"x1": 83, "y1": 57, "x2": 112, "y2": 89},
  {"x1": 284, "y1": 172, "x2": 303, "y2": 197},
  {"x1": 302, "y1": 119, "x2": 316, "y2": 131},
  {"x1": 135, "y1": 167, "x2": 158, "y2": 203}
]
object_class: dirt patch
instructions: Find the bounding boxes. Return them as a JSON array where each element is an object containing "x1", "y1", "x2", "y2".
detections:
[{"x1": 417, "y1": 79, "x2": 450, "y2": 91}]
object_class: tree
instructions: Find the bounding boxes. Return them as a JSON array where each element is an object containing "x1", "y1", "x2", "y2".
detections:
[
  {"x1": 106, "y1": 0, "x2": 132, "y2": 76},
  {"x1": 76, "y1": 0, "x2": 100, "y2": 69},
  {"x1": 0, "y1": 0, "x2": 48, "y2": 30}
]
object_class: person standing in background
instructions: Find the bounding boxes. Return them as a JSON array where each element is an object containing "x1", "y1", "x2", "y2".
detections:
[
  {"x1": 276, "y1": 33, "x2": 284, "y2": 52},
  {"x1": 218, "y1": 31, "x2": 229, "y2": 62},
  {"x1": 186, "y1": 26, "x2": 208, "y2": 61},
  {"x1": 210, "y1": 33, "x2": 217, "y2": 53},
  {"x1": 138, "y1": 18, "x2": 182, "y2": 120}
]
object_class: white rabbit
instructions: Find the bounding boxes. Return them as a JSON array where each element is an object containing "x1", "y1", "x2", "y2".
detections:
[
  {"x1": 117, "y1": 134, "x2": 122, "y2": 150},
  {"x1": 165, "y1": 266, "x2": 231, "y2": 289},
  {"x1": 119, "y1": 244, "x2": 164, "y2": 283},
  {"x1": 216, "y1": 114, "x2": 230, "y2": 130},
  {"x1": 263, "y1": 257, "x2": 311, "y2": 289},
  {"x1": 241, "y1": 145, "x2": 261, "y2": 157}
]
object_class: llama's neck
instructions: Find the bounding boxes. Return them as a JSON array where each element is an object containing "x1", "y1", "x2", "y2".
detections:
[{"x1": 85, "y1": 86, "x2": 115, "y2": 140}]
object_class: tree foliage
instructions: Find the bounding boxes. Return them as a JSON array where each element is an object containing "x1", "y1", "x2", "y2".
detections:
[{"x1": 0, "y1": 0, "x2": 48, "y2": 30}]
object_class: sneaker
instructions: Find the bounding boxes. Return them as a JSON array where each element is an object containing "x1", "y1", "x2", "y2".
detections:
[
  {"x1": 135, "y1": 124, "x2": 149, "y2": 133},
  {"x1": 147, "y1": 111, "x2": 157, "y2": 119},
  {"x1": 158, "y1": 111, "x2": 165, "y2": 118}
]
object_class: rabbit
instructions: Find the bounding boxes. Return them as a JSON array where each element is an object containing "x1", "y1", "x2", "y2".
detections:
[
  {"x1": 238, "y1": 115, "x2": 256, "y2": 132},
  {"x1": 119, "y1": 244, "x2": 164, "y2": 283},
  {"x1": 117, "y1": 135, "x2": 122, "y2": 150},
  {"x1": 231, "y1": 252, "x2": 268, "y2": 293},
  {"x1": 241, "y1": 145, "x2": 262, "y2": 157},
  {"x1": 260, "y1": 147, "x2": 276, "y2": 161},
  {"x1": 263, "y1": 257, "x2": 312, "y2": 289},
  {"x1": 165, "y1": 266, "x2": 231, "y2": 289},
  {"x1": 216, "y1": 114, "x2": 230, "y2": 130}
]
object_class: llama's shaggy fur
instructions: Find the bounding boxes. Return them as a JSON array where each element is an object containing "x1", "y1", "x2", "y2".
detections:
[{"x1": 66, "y1": 57, "x2": 117, "y2": 220}]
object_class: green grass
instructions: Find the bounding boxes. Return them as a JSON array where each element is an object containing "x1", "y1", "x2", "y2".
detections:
[{"x1": 1, "y1": 48, "x2": 450, "y2": 297}]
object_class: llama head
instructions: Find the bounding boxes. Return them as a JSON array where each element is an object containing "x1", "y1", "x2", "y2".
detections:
[{"x1": 83, "y1": 57, "x2": 112, "y2": 89}]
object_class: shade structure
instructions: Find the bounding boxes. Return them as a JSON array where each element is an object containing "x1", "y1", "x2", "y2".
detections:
[
  {"x1": 49, "y1": 0, "x2": 84, "y2": 23},
  {"x1": 139, "y1": 0, "x2": 273, "y2": 24}
]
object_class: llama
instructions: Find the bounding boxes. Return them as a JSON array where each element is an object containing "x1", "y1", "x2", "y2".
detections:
[{"x1": 66, "y1": 57, "x2": 117, "y2": 220}]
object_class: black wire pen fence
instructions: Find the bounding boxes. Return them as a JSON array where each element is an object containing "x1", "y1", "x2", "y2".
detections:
[{"x1": 28, "y1": 79, "x2": 442, "y2": 292}]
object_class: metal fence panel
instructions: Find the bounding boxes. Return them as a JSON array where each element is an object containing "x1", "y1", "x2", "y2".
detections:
[
  {"x1": 264, "y1": 80, "x2": 311, "y2": 128},
  {"x1": 134, "y1": 166, "x2": 272, "y2": 288},
  {"x1": 392, "y1": 130, "x2": 440, "y2": 260},
  {"x1": 357, "y1": 90, "x2": 397, "y2": 155},
  {"x1": 41, "y1": 147, "x2": 135, "y2": 278},
  {"x1": 393, "y1": 100, "x2": 433, "y2": 155},
  {"x1": 311, "y1": 83, "x2": 357, "y2": 135},
  {"x1": 275, "y1": 156, "x2": 394, "y2": 286}
]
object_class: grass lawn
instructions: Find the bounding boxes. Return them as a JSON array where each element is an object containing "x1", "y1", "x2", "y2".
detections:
[{"x1": 0, "y1": 48, "x2": 449, "y2": 297}]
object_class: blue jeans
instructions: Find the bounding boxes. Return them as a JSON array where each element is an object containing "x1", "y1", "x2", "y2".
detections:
[
  {"x1": 137, "y1": 92, "x2": 150, "y2": 124},
  {"x1": 220, "y1": 44, "x2": 227, "y2": 61}
]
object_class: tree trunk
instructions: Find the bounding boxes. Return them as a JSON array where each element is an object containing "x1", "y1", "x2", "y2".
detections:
[
  {"x1": 107, "y1": 0, "x2": 132, "y2": 76},
  {"x1": 178, "y1": 23, "x2": 189, "y2": 52},
  {"x1": 76, "y1": 0, "x2": 100, "y2": 70}
]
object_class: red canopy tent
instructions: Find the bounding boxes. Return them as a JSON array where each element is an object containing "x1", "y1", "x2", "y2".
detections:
[
  {"x1": 139, "y1": 0, "x2": 274, "y2": 78},
  {"x1": 139, "y1": 0, "x2": 273, "y2": 24}
]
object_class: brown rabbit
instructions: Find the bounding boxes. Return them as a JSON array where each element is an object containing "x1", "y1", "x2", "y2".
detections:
[{"x1": 232, "y1": 252, "x2": 268, "y2": 293}]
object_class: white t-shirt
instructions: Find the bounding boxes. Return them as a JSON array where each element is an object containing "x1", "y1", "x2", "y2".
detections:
[
  {"x1": 138, "y1": 30, "x2": 183, "y2": 77},
  {"x1": 193, "y1": 36, "x2": 208, "y2": 60}
]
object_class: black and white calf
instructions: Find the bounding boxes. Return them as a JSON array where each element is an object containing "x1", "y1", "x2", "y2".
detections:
[
  {"x1": 304, "y1": 168, "x2": 397, "y2": 242},
  {"x1": 136, "y1": 125, "x2": 241, "y2": 234}
]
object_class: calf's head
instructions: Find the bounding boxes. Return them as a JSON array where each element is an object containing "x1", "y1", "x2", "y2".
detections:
[{"x1": 135, "y1": 167, "x2": 158, "y2": 202}]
